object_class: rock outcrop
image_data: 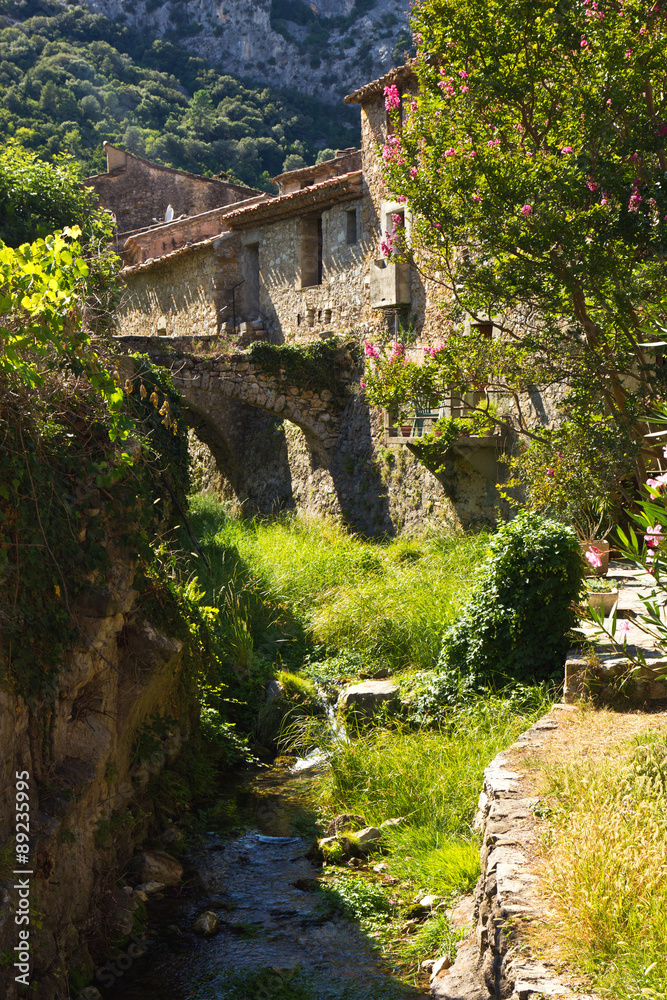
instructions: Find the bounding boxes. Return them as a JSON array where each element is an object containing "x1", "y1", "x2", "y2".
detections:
[
  {"x1": 0, "y1": 545, "x2": 196, "y2": 1000},
  {"x1": 82, "y1": 0, "x2": 410, "y2": 104}
]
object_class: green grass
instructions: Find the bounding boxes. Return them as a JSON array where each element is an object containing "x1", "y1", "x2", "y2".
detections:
[
  {"x1": 539, "y1": 733, "x2": 667, "y2": 1000},
  {"x1": 310, "y1": 692, "x2": 553, "y2": 974},
  {"x1": 184, "y1": 495, "x2": 489, "y2": 673}
]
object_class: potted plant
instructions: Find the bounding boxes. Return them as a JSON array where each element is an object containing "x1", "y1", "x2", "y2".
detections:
[{"x1": 584, "y1": 575, "x2": 619, "y2": 616}]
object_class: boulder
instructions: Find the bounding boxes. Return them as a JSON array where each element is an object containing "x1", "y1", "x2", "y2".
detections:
[
  {"x1": 354, "y1": 826, "x2": 382, "y2": 845},
  {"x1": 129, "y1": 850, "x2": 183, "y2": 886},
  {"x1": 265, "y1": 680, "x2": 285, "y2": 705},
  {"x1": 78, "y1": 990, "x2": 103, "y2": 1000},
  {"x1": 339, "y1": 680, "x2": 399, "y2": 718},
  {"x1": 326, "y1": 813, "x2": 365, "y2": 836},
  {"x1": 135, "y1": 881, "x2": 166, "y2": 895},
  {"x1": 431, "y1": 955, "x2": 452, "y2": 980},
  {"x1": 380, "y1": 816, "x2": 407, "y2": 829},
  {"x1": 161, "y1": 826, "x2": 184, "y2": 846},
  {"x1": 193, "y1": 911, "x2": 219, "y2": 936}
]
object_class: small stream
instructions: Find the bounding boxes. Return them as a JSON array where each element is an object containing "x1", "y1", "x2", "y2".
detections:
[{"x1": 103, "y1": 756, "x2": 427, "y2": 1000}]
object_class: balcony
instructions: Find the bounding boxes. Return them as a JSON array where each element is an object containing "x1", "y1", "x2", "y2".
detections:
[
  {"x1": 370, "y1": 258, "x2": 411, "y2": 308},
  {"x1": 384, "y1": 404, "x2": 505, "y2": 481}
]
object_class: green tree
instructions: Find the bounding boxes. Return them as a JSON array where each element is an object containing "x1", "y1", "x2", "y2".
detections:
[
  {"x1": 0, "y1": 141, "x2": 98, "y2": 247},
  {"x1": 367, "y1": 0, "x2": 667, "y2": 494}
]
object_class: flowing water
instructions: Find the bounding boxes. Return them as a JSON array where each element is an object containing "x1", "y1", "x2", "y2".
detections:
[{"x1": 102, "y1": 757, "x2": 427, "y2": 1000}]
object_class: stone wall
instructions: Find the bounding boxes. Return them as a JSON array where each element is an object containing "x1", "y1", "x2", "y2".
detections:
[
  {"x1": 0, "y1": 544, "x2": 196, "y2": 1000},
  {"x1": 117, "y1": 243, "x2": 225, "y2": 340},
  {"x1": 86, "y1": 145, "x2": 258, "y2": 235},
  {"x1": 433, "y1": 708, "x2": 597, "y2": 1000},
  {"x1": 239, "y1": 196, "x2": 386, "y2": 342}
]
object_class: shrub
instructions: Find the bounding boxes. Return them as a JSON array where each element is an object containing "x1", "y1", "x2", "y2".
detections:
[{"x1": 435, "y1": 512, "x2": 584, "y2": 697}]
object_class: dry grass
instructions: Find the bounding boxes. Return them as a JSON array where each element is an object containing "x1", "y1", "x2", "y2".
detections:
[{"x1": 516, "y1": 705, "x2": 667, "y2": 1000}]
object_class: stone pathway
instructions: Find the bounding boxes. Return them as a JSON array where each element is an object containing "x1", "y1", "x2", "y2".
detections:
[{"x1": 566, "y1": 560, "x2": 667, "y2": 703}]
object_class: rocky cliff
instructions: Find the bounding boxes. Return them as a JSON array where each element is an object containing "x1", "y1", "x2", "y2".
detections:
[
  {"x1": 82, "y1": 0, "x2": 412, "y2": 103},
  {"x1": 0, "y1": 539, "x2": 196, "y2": 1000}
]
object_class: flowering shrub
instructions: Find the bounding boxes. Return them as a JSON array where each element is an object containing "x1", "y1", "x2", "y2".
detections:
[
  {"x1": 377, "y1": 0, "x2": 667, "y2": 493},
  {"x1": 432, "y1": 513, "x2": 584, "y2": 699}
]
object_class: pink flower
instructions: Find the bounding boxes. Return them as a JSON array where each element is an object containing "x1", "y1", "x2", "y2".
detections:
[
  {"x1": 458, "y1": 70, "x2": 469, "y2": 78},
  {"x1": 520, "y1": 204, "x2": 533, "y2": 216},
  {"x1": 587, "y1": 180, "x2": 598, "y2": 191},
  {"x1": 461, "y1": 85, "x2": 470, "y2": 93},
  {"x1": 662, "y1": 444, "x2": 667, "y2": 459},
  {"x1": 561, "y1": 146, "x2": 574, "y2": 154},
  {"x1": 444, "y1": 147, "x2": 457, "y2": 157},
  {"x1": 585, "y1": 547, "x2": 603, "y2": 569},
  {"x1": 391, "y1": 213, "x2": 404, "y2": 227},
  {"x1": 628, "y1": 185, "x2": 644, "y2": 212},
  {"x1": 617, "y1": 619, "x2": 631, "y2": 635},
  {"x1": 397, "y1": 194, "x2": 407, "y2": 203},
  {"x1": 410, "y1": 167, "x2": 418, "y2": 178},
  {"x1": 472, "y1": 193, "x2": 482, "y2": 202},
  {"x1": 600, "y1": 192, "x2": 609, "y2": 205},
  {"x1": 581, "y1": 37, "x2": 589, "y2": 47},
  {"x1": 384, "y1": 84, "x2": 401, "y2": 110},
  {"x1": 364, "y1": 341, "x2": 380, "y2": 359},
  {"x1": 625, "y1": 49, "x2": 633, "y2": 57},
  {"x1": 546, "y1": 467, "x2": 555, "y2": 476},
  {"x1": 359, "y1": 378, "x2": 366, "y2": 389},
  {"x1": 646, "y1": 525, "x2": 664, "y2": 548}
]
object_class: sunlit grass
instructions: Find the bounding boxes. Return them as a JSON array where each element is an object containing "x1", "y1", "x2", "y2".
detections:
[
  {"x1": 538, "y1": 732, "x2": 667, "y2": 999},
  {"x1": 185, "y1": 495, "x2": 489, "y2": 672},
  {"x1": 317, "y1": 692, "x2": 552, "y2": 968}
]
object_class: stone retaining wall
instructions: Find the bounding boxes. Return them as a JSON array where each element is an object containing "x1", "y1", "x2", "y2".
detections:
[{"x1": 433, "y1": 708, "x2": 600, "y2": 1000}]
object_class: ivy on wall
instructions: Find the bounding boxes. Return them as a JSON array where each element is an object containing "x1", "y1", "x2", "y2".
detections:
[{"x1": 249, "y1": 336, "x2": 358, "y2": 404}]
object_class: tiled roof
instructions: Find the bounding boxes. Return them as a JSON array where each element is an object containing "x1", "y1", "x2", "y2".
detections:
[
  {"x1": 344, "y1": 64, "x2": 416, "y2": 105},
  {"x1": 119, "y1": 171, "x2": 363, "y2": 274},
  {"x1": 120, "y1": 235, "x2": 220, "y2": 276},
  {"x1": 224, "y1": 171, "x2": 363, "y2": 228},
  {"x1": 271, "y1": 148, "x2": 360, "y2": 186}
]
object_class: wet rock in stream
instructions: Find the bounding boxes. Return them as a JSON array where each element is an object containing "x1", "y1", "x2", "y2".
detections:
[
  {"x1": 101, "y1": 763, "x2": 426, "y2": 1000},
  {"x1": 102, "y1": 829, "x2": 426, "y2": 1000}
]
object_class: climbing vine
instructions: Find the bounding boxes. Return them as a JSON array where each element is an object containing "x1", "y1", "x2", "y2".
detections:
[{"x1": 408, "y1": 412, "x2": 495, "y2": 475}]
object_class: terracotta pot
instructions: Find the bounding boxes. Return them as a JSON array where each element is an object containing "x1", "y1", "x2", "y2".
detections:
[
  {"x1": 401, "y1": 426, "x2": 413, "y2": 437},
  {"x1": 586, "y1": 589, "x2": 618, "y2": 617},
  {"x1": 581, "y1": 539, "x2": 610, "y2": 577}
]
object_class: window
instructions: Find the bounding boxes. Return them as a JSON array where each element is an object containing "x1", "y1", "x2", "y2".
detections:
[
  {"x1": 346, "y1": 208, "x2": 358, "y2": 245},
  {"x1": 300, "y1": 214, "x2": 322, "y2": 287}
]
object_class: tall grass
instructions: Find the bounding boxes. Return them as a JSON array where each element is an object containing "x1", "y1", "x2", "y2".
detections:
[
  {"x1": 320, "y1": 692, "x2": 553, "y2": 898},
  {"x1": 539, "y1": 733, "x2": 667, "y2": 1000},
  {"x1": 185, "y1": 495, "x2": 489, "y2": 672}
]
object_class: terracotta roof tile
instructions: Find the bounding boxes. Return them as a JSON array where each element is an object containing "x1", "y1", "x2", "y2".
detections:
[
  {"x1": 120, "y1": 235, "x2": 219, "y2": 276},
  {"x1": 224, "y1": 171, "x2": 363, "y2": 228},
  {"x1": 344, "y1": 64, "x2": 416, "y2": 105}
]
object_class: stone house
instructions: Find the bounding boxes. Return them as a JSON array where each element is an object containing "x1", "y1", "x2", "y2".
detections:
[
  {"x1": 85, "y1": 141, "x2": 261, "y2": 237},
  {"x1": 103, "y1": 69, "x2": 517, "y2": 534}
]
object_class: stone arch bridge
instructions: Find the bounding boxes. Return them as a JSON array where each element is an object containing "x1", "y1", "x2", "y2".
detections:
[{"x1": 113, "y1": 335, "x2": 376, "y2": 520}]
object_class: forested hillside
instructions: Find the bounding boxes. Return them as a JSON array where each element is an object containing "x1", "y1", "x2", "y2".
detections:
[{"x1": 0, "y1": 0, "x2": 364, "y2": 190}]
